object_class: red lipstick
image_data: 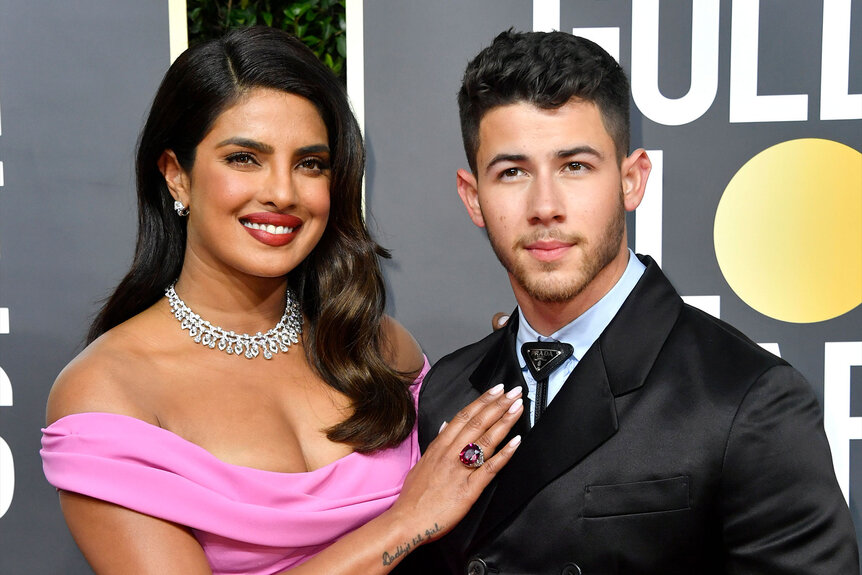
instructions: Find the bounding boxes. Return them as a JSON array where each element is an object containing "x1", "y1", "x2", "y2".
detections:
[{"x1": 240, "y1": 212, "x2": 303, "y2": 247}]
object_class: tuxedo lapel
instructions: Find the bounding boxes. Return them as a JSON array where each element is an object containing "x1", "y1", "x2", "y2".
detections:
[
  {"x1": 467, "y1": 256, "x2": 682, "y2": 546},
  {"x1": 468, "y1": 312, "x2": 532, "y2": 439},
  {"x1": 600, "y1": 256, "x2": 682, "y2": 396},
  {"x1": 471, "y1": 341, "x2": 619, "y2": 544},
  {"x1": 433, "y1": 313, "x2": 529, "y2": 547}
]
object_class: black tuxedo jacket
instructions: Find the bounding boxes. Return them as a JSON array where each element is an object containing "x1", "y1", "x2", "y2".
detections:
[{"x1": 415, "y1": 256, "x2": 858, "y2": 575}]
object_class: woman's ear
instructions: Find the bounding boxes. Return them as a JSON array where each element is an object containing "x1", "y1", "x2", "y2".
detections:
[{"x1": 158, "y1": 150, "x2": 190, "y2": 207}]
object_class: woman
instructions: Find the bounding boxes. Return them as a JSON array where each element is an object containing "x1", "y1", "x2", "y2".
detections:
[{"x1": 41, "y1": 27, "x2": 523, "y2": 574}]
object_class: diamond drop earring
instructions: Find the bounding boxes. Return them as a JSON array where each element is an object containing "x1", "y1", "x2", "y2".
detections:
[{"x1": 174, "y1": 200, "x2": 190, "y2": 217}]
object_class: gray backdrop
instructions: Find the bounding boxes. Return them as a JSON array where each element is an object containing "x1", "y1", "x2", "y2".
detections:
[
  {"x1": 0, "y1": 2, "x2": 170, "y2": 572},
  {"x1": 0, "y1": 1, "x2": 860, "y2": 572}
]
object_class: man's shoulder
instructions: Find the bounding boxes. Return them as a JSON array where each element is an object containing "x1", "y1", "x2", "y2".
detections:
[
  {"x1": 425, "y1": 328, "x2": 507, "y2": 386},
  {"x1": 676, "y1": 302, "x2": 787, "y2": 368},
  {"x1": 659, "y1": 302, "x2": 800, "y2": 405}
]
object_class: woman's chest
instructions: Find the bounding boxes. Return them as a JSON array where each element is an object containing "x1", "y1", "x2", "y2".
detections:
[{"x1": 141, "y1": 356, "x2": 356, "y2": 473}]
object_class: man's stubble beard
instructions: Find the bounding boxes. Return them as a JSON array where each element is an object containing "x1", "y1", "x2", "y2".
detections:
[{"x1": 485, "y1": 192, "x2": 626, "y2": 304}]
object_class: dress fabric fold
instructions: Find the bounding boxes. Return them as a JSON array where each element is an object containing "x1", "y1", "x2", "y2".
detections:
[{"x1": 41, "y1": 358, "x2": 429, "y2": 575}]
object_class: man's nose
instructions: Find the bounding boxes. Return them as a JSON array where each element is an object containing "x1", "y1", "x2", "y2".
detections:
[{"x1": 527, "y1": 172, "x2": 565, "y2": 224}]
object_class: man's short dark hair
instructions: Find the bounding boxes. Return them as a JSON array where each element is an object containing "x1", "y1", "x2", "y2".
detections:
[{"x1": 458, "y1": 29, "x2": 631, "y2": 172}]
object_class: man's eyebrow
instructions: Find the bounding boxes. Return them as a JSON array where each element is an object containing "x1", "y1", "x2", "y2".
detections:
[
  {"x1": 484, "y1": 146, "x2": 605, "y2": 174},
  {"x1": 557, "y1": 145, "x2": 603, "y2": 160},
  {"x1": 215, "y1": 137, "x2": 274, "y2": 154},
  {"x1": 485, "y1": 153, "x2": 527, "y2": 175}
]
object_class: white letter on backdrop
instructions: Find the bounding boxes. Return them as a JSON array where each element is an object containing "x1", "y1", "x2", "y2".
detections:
[
  {"x1": 0, "y1": 366, "x2": 13, "y2": 519},
  {"x1": 821, "y1": 0, "x2": 862, "y2": 120},
  {"x1": 533, "y1": 0, "x2": 560, "y2": 32},
  {"x1": 631, "y1": 0, "x2": 720, "y2": 126},
  {"x1": 823, "y1": 341, "x2": 862, "y2": 504},
  {"x1": 729, "y1": 0, "x2": 808, "y2": 122}
]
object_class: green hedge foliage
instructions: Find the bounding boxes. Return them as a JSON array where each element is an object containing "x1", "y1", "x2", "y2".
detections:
[{"x1": 188, "y1": 0, "x2": 346, "y2": 79}]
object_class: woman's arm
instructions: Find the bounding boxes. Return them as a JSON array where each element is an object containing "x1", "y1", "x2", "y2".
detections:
[
  {"x1": 47, "y1": 347, "x2": 214, "y2": 574},
  {"x1": 59, "y1": 492, "x2": 212, "y2": 575}
]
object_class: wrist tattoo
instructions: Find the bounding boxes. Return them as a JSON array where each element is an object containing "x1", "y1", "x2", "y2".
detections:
[{"x1": 381, "y1": 523, "x2": 441, "y2": 566}]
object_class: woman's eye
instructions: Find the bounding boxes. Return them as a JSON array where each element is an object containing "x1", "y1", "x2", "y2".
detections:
[
  {"x1": 226, "y1": 152, "x2": 257, "y2": 165},
  {"x1": 298, "y1": 158, "x2": 330, "y2": 173}
]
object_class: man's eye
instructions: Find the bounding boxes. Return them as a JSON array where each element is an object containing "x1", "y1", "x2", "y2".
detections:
[
  {"x1": 565, "y1": 162, "x2": 584, "y2": 172},
  {"x1": 501, "y1": 167, "x2": 522, "y2": 178}
]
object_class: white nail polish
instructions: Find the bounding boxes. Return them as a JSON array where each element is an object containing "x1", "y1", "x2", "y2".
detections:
[
  {"x1": 438, "y1": 421, "x2": 448, "y2": 433},
  {"x1": 497, "y1": 315, "x2": 510, "y2": 326},
  {"x1": 505, "y1": 386, "x2": 522, "y2": 399},
  {"x1": 509, "y1": 435, "x2": 522, "y2": 448},
  {"x1": 508, "y1": 398, "x2": 523, "y2": 414},
  {"x1": 488, "y1": 383, "x2": 504, "y2": 395}
]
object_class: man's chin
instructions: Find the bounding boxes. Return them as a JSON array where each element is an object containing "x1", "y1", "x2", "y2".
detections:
[{"x1": 516, "y1": 274, "x2": 589, "y2": 304}]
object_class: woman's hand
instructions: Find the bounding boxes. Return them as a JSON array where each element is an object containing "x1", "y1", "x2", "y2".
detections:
[{"x1": 384, "y1": 384, "x2": 523, "y2": 551}]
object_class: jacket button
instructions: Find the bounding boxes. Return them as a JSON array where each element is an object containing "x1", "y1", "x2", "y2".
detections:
[
  {"x1": 467, "y1": 557, "x2": 488, "y2": 575},
  {"x1": 561, "y1": 564, "x2": 582, "y2": 575}
]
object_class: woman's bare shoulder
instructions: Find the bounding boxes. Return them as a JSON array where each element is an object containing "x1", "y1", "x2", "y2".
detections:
[
  {"x1": 46, "y1": 324, "x2": 158, "y2": 427},
  {"x1": 380, "y1": 316, "x2": 425, "y2": 378}
]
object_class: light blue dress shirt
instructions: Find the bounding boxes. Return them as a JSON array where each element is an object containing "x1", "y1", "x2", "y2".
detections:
[{"x1": 516, "y1": 250, "x2": 646, "y2": 426}]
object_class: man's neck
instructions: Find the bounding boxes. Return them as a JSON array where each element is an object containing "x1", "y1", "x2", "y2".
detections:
[{"x1": 514, "y1": 248, "x2": 631, "y2": 336}]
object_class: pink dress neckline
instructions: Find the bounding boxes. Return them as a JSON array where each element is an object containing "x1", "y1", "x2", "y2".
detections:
[{"x1": 41, "y1": 357, "x2": 429, "y2": 575}]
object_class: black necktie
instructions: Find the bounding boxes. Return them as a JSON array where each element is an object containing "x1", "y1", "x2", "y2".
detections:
[{"x1": 520, "y1": 341, "x2": 574, "y2": 424}]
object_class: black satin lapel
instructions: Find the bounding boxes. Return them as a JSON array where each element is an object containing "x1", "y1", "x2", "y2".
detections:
[
  {"x1": 439, "y1": 312, "x2": 529, "y2": 547},
  {"x1": 469, "y1": 311, "x2": 532, "y2": 438},
  {"x1": 601, "y1": 255, "x2": 682, "y2": 396},
  {"x1": 472, "y1": 344, "x2": 618, "y2": 544},
  {"x1": 465, "y1": 256, "x2": 680, "y2": 546}
]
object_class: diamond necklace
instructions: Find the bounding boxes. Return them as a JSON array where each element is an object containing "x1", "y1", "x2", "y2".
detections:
[{"x1": 165, "y1": 282, "x2": 302, "y2": 360}]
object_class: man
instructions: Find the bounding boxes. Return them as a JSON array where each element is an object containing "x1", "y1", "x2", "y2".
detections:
[{"x1": 416, "y1": 30, "x2": 858, "y2": 574}]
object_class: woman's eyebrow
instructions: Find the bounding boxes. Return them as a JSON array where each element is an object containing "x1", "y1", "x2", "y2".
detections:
[
  {"x1": 297, "y1": 144, "x2": 331, "y2": 155},
  {"x1": 215, "y1": 137, "x2": 275, "y2": 153}
]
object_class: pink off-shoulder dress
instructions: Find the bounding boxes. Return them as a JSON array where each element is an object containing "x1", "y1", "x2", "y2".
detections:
[{"x1": 41, "y1": 359, "x2": 429, "y2": 575}]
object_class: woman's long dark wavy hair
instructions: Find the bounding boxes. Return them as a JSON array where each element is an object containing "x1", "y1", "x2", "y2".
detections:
[{"x1": 88, "y1": 27, "x2": 415, "y2": 452}]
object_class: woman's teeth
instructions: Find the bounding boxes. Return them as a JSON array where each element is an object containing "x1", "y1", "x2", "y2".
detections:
[{"x1": 242, "y1": 222, "x2": 294, "y2": 235}]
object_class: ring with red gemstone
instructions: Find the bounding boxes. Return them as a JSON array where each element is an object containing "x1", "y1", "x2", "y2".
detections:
[{"x1": 459, "y1": 443, "x2": 485, "y2": 468}]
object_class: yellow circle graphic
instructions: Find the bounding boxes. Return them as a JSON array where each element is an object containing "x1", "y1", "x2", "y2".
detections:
[{"x1": 714, "y1": 138, "x2": 862, "y2": 323}]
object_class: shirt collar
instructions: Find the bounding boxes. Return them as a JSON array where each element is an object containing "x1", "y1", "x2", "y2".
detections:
[{"x1": 516, "y1": 250, "x2": 646, "y2": 369}]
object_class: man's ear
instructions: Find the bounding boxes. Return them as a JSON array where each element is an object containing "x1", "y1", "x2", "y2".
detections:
[
  {"x1": 620, "y1": 148, "x2": 651, "y2": 212},
  {"x1": 158, "y1": 150, "x2": 190, "y2": 207},
  {"x1": 456, "y1": 169, "x2": 486, "y2": 228}
]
